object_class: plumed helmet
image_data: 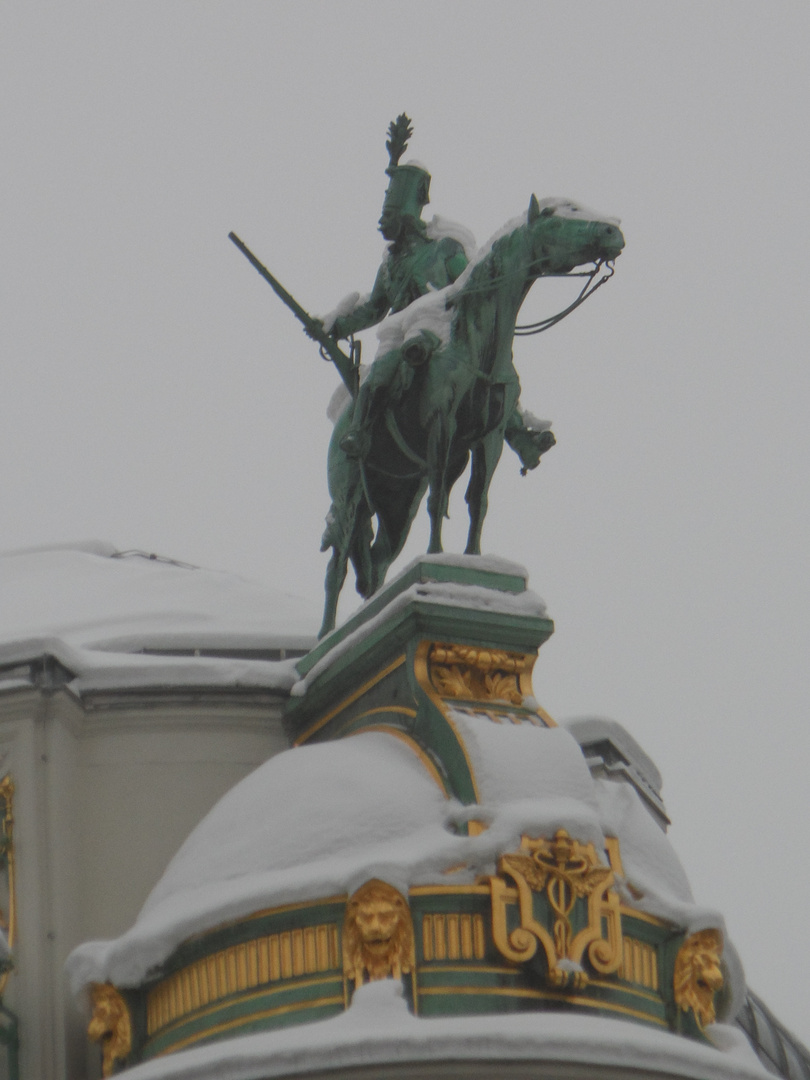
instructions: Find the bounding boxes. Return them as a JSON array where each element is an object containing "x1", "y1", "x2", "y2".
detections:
[
  {"x1": 382, "y1": 163, "x2": 431, "y2": 219},
  {"x1": 382, "y1": 114, "x2": 431, "y2": 221}
]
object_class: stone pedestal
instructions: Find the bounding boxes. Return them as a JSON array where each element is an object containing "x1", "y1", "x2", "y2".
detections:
[{"x1": 285, "y1": 557, "x2": 555, "y2": 807}]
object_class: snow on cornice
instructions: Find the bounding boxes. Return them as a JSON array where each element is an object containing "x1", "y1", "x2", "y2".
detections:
[
  {"x1": 0, "y1": 543, "x2": 318, "y2": 694},
  {"x1": 82, "y1": 966, "x2": 770, "y2": 1080}
]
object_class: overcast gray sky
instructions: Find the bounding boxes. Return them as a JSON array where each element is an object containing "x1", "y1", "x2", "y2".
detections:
[{"x1": 3, "y1": 1, "x2": 810, "y2": 1042}]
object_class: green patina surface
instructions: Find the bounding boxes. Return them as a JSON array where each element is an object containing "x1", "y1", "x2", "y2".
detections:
[
  {"x1": 316, "y1": 172, "x2": 623, "y2": 635},
  {"x1": 297, "y1": 556, "x2": 530, "y2": 677},
  {"x1": 233, "y1": 115, "x2": 622, "y2": 636}
]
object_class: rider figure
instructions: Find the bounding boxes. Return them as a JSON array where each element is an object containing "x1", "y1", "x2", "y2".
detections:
[
  {"x1": 326, "y1": 155, "x2": 466, "y2": 459},
  {"x1": 322, "y1": 116, "x2": 554, "y2": 472}
]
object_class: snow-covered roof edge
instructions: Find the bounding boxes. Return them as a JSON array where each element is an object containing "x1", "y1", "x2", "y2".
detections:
[{"x1": 105, "y1": 980, "x2": 773, "y2": 1080}]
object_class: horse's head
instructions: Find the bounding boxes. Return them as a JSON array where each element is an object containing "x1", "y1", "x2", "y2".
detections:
[{"x1": 527, "y1": 195, "x2": 624, "y2": 273}]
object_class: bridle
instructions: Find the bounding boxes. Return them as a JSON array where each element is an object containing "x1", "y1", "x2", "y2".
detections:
[{"x1": 515, "y1": 258, "x2": 616, "y2": 336}]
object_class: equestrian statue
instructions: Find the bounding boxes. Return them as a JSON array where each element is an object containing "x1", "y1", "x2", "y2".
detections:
[{"x1": 230, "y1": 115, "x2": 624, "y2": 637}]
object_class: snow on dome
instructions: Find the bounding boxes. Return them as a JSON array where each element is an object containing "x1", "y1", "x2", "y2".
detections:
[
  {"x1": 0, "y1": 542, "x2": 319, "y2": 693},
  {"x1": 144, "y1": 733, "x2": 447, "y2": 913},
  {"x1": 66, "y1": 722, "x2": 728, "y2": 995},
  {"x1": 451, "y1": 711, "x2": 597, "y2": 808},
  {"x1": 67, "y1": 732, "x2": 450, "y2": 989}
]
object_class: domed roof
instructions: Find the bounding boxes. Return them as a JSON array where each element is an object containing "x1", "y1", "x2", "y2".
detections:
[
  {"x1": 0, "y1": 541, "x2": 319, "y2": 693},
  {"x1": 67, "y1": 719, "x2": 718, "y2": 994}
]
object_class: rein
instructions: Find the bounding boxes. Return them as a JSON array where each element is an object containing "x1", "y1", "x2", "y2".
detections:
[
  {"x1": 514, "y1": 259, "x2": 615, "y2": 336},
  {"x1": 445, "y1": 257, "x2": 616, "y2": 336}
]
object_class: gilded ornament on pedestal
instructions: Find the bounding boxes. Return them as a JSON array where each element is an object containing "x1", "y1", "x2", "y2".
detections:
[
  {"x1": 88, "y1": 983, "x2": 132, "y2": 1077},
  {"x1": 427, "y1": 643, "x2": 528, "y2": 706},
  {"x1": 343, "y1": 880, "x2": 415, "y2": 985},
  {"x1": 673, "y1": 928, "x2": 724, "y2": 1028},
  {"x1": 488, "y1": 829, "x2": 623, "y2": 989}
]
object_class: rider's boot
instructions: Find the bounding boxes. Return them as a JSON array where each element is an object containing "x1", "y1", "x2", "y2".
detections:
[{"x1": 505, "y1": 410, "x2": 556, "y2": 475}]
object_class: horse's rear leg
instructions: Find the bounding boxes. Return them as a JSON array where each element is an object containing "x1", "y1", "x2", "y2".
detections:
[
  {"x1": 350, "y1": 514, "x2": 374, "y2": 599},
  {"x1": 319, "y1": 545, "x2": 349, "y2": 638},
  {"x1": 370, "y1": 527, "x2": 394, "y2": 595},
  {"x1": 465, "y1": 439, "x2": 501, "y2": 554},
  {"x1": 368, "y1": 478, "x2": 427, "y2": 592},
  {"x1": 426, "y1": 417, "x2": 454, "y2": 554}
]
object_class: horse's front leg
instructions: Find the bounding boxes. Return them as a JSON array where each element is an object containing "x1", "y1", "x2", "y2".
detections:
[
  {"x1": 465, "y1": 432, "x2": 504, "y2": 554},
  {"x1": 427, "y1": 505, "x2": 444, "y2": 555},
  {"x1": 369, "y1": 515, "x2": 394, "y2": 595}
]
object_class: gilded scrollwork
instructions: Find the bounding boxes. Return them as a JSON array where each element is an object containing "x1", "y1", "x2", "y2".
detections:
[
  {"x1": 428, "y1": 643, "x2": 527, "y2": 706},
  {"x1": 488, "y1": 830, "x2": 623, "y2": 989},
  {"x1": 343, "y1": 879, "x2": 415, "y2": 986},
  {"x1": 88, "y1": 982, "x2": 132, "y2": 1077},
  {"x1": 673, "y1": 928, "x2": 724, "y2": 1028}
]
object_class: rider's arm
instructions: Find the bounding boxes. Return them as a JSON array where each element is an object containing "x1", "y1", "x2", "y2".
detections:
[{"x1": 331, "y1": 262, "x2": 390, "y2": 338}]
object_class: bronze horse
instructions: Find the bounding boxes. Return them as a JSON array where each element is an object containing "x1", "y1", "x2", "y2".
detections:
[{"x1": 319, "y1": 196, "x2": 624, "y2": 636}]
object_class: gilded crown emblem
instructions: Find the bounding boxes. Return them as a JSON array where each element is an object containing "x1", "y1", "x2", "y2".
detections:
[{"x1": 488, "y1": 830, "x2": 623, "y2": 989}]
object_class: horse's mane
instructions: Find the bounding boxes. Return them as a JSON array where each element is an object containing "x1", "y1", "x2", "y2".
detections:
[{"x1": 372, "y1": 210, "x2": 533, "y2": 362}]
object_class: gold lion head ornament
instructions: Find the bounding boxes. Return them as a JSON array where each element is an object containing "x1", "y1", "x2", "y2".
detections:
[
  {"x1": 88, "y1": 982, "x2": 132, "y2": 1076},
  {"x1": 343, "y1": 879, "x2": 415, "y2": 986},
  {"x1": 673, "y1": 928, "x2": 725, "y2": 1028}
]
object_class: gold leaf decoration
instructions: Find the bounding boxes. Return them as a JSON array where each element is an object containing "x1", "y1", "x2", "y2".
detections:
[
  {"x1": 488, "y1": 830, "x2": 622, "y2": 989},
  {"x1": 674, "y1": 929, "x2": 724, "y2": 1028},
  {"x1": 343, "y1": 879, "x2": 415, "y2": 986},
  {"x1": 88, "y1": 983, "x2": 131, "y2": 1077}
]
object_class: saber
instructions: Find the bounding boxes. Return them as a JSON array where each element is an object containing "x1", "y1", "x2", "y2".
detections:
[{"x1": 228, "y1": 231, "x2": 358, "y2": 396}]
